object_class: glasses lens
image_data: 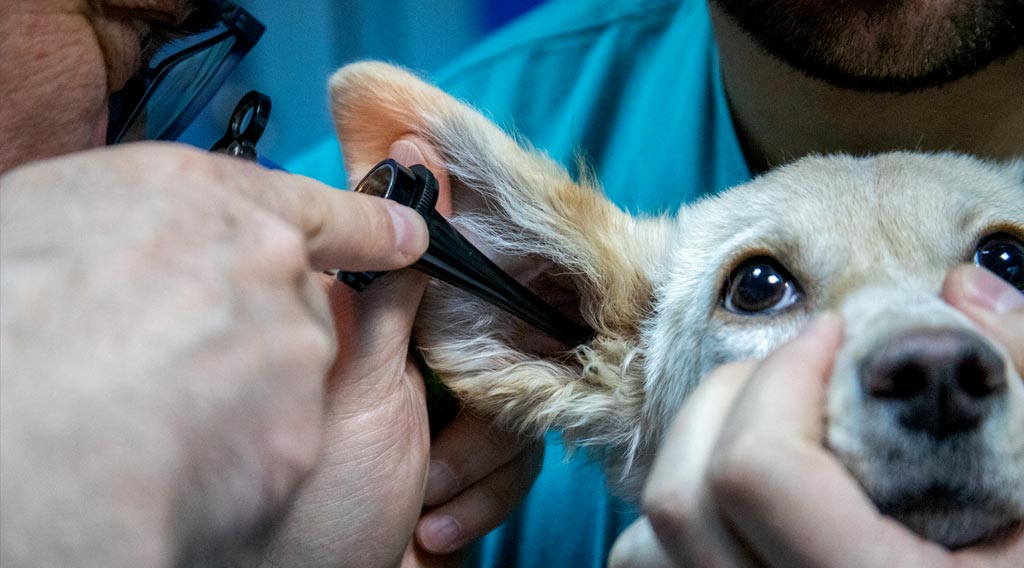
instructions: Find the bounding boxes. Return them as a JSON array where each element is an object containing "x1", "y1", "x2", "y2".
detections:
[
  {"x1": 107, "y1": 1, "x2": 264, "y2": 144},
  {"x1": 140, "y1": 33, "x2": 241, "y2": 141}
]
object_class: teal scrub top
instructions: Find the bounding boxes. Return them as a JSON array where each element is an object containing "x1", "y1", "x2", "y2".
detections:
[{"x1": 286, "y1": 0, "x2": 751, "y2": 565}]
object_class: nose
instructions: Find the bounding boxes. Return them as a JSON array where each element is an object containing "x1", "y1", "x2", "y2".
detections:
[{"x1": 861, "y1": 329, "x2": 1006, "y2": 440}]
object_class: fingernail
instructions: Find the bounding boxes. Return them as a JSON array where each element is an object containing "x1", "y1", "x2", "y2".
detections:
[
  {"x1": 387, "y1": 202, "x2": 427, "y2": 259},
  {"x1": 419, "y1": 515, "x2": 461, "y2": 553},
  {"x1": 425, "y1": 460, "x2": 455, "y2": 505},
  {"x1": 964, "y1": 267, "x2": 1024, "y2": 314}
]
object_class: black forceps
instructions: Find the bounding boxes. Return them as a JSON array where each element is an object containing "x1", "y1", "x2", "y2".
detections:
[{"x1": 336, "y1": 160, "x2": 595, "y2": 347}]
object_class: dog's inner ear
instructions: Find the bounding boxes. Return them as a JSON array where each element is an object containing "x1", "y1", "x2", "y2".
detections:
[
  {"x1": 444, "y1": 179, "x2": 591, "y2": 358},
  {"x1": 501, "y1": 253, "x2": 586, "y2": 356}
]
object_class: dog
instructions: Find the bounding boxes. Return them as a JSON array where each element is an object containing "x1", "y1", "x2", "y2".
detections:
[{"x1": 328, "y1": 61, "x2": 1024, "y2": 550}]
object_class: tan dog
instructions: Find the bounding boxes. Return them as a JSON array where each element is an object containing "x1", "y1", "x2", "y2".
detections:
[{"x1": 329, "y1": 62, "x2": 1024, "y2": 549}]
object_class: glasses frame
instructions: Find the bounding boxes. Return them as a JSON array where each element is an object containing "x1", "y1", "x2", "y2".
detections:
[{"x1": 106, "y1": 0, "x2": 265, "y2": 144}]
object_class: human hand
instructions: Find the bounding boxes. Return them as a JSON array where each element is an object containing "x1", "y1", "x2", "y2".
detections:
[
  {"x1": 413, "y1": 413, "x2": 544, "y2": 557},
  {"x1": 941, "y1": 264, "x2": 1023, "y2": 375},
  {"x1": 249, "y1": 137, "x2": 544, "y2": 568},
  {"x1": 0, "y1": 142, "x2": 429, "y2": 567},
  {"x1": 611, "y1": 308, "x2": 1022, "y2": 567}
]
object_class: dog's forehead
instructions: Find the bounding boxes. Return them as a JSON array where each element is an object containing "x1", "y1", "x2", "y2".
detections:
[{"x1": 674, "y1": 153, "x2": 1024, "y2": 281}]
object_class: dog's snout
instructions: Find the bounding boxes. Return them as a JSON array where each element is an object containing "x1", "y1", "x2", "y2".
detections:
[{"x1": 861, "y1": 329, "x2": 1006, "y2": 440}]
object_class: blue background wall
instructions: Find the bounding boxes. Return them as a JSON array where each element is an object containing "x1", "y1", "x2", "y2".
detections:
[{"x1": 182, "y1": 0, "x2": 545, "y2": 164}]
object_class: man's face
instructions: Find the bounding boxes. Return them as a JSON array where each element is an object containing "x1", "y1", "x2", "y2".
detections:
[
  {"x1": 711, "y1": 0, "x2": 1024, "y2": 92},
  {"x1": 0, "y1": 0, "x2": 193, "y2": 172}
]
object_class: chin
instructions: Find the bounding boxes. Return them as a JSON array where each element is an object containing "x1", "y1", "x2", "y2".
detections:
[{"x1": 712, "y1": 0, "x2": 1024, "y2": 92}]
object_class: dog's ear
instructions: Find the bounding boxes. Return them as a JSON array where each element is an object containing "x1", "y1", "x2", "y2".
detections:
[{"x1": 329, "y1": 62, "x2": 670, "y2": 490}]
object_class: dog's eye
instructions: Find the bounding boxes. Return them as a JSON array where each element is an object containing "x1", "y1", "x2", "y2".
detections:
[
  {"x1": 723, "y1": 257, "x2": 802, "y2": 314},
  {"x1": 974, "y1": 233, "x2": 1024, "y2": 291}
]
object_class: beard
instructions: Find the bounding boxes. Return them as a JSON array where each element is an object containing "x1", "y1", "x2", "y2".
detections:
[{"x1": 712, "y1": 0, "x2": 1024, "y2": 93}]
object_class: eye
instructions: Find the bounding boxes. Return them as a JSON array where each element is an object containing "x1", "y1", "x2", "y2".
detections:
[
  {"x1": 722, "y1": 256, "x2": 803, "y2": 314},
  {"x1": 974, "y1": 233, "x2": 1024, "y2": 291}
]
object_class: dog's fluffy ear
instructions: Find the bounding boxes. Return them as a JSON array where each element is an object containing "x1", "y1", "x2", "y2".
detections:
[{"x1": 329, "y1": 62, "x2": 670, "y2": 492}]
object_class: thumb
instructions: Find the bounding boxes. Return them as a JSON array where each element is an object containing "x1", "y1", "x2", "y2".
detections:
[
  {"x1": 941, "y1": 264, "x2": 1024, "y2": 373},
  {"x1": 351, "y1": 135, "x2": 453, "y2": 332},
  {"x1": 328, "y1": 137, "x2": 453, "y2": 359}
]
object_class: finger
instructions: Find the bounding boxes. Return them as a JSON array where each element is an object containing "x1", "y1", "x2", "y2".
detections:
[
  {"x1": 608, "y1": 517, "x2": 676, "y2": 568},
  {"x1": 423, "y1": 413, "x2": 531, "y2": 506},
  {"x1": 415, "y1": 437, "x2": 543, "y2": 554},
  {"x1": 325, "y1": 272, "x2": 429, "y2": 399},
  {"x1": 402, "y1": 539, "x2": 465, "y2": 568},
  {"x1": 642, "y1": 360, "x2": 760, "y2": 567},
  {"x1": 122, "y1": 142, "x2": 430, "y2": 272},
  {"x1": 709, "y1": 315, "x2": 952, "y2": 568},
  {"x1": 941, "y1": 264, "x2": 1024, "y2": 372},
  {"x1": 716, "y1": 314, "x2": 844, "y2": 445},
  {"x1": 342, "y1": 137, "x2": 445, "y2": 340},
  {"x1": 325, "y1": 135, "x2": 455, "y2": 356},
  {"x1": 955, "y1": 528, "x2": 1024, "y2": 567}
]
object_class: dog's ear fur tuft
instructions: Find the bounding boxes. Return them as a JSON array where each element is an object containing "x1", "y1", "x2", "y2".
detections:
[{"x1": 329, "y1": 62, "x2": 670, "y2": 494}]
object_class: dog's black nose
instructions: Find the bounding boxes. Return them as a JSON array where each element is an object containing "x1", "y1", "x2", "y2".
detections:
[{"x1": 861, "y1": 329, "x2": 1006, "y2": 440}]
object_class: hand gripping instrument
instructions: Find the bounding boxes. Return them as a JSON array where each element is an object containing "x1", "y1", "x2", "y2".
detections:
[{"x1": 336, "y1": 159, "x2": 595, "y2": 347}]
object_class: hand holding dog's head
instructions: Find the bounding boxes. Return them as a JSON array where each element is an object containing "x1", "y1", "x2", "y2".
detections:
[
  {"x1": 647, "y1": 154, "x2": 1024, "y2": 547},
  {"x1": 329, "y1": 62, "x2": 1024, "y2": 548}
]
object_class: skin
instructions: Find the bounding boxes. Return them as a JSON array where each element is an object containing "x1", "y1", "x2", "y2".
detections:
[
  {"x1": 0, "y1": 0, "x2": 190, "y2": 169},
  {"x1": 707, "y1": 2, "x2": 1024, "y2": 172},
  {"x1": 0, "y1": 1, "x2": 538, "y2": 566},
  {"x1": 611, "y1": 1, "x2": 1024, "y2": 564},
  {"x1": 0, "y1": 142, "x2": 427, "y2": 566}
]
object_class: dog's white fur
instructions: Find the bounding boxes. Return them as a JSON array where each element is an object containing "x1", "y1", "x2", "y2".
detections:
[{"x1": 329, "y1": 61, "x2": 1024, "y2": 548}]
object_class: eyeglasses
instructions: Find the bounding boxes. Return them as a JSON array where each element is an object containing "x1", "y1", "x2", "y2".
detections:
[{"x1": 106, "y1": 0, "x2": 265, "y2": 144}]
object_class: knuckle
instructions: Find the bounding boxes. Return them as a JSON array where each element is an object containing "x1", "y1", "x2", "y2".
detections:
[
  {"x1": 135, "y1": 142, "x2": 218, "y2": 183},
  {"x1": 265, "y1": 402, "x2": 324, "y2": 496},
  {"x1": 237, "y1": 213, "x2": 311, "y2": 280},
  {"x1": 609, "y1": 519, "x2": 673, "y2": 568},
  {"x1": 111, "y1": 143, "x2": 236, "y2": 209},
  {"x1": 304, "y1": 277, "x2": 338, "y2": 343},
  {"x1": 259, "y1": 218, "x2": 308, "y2": 264},
  {"x1": 293, "y1": 190, "x2": 329, "y2": 248},
  {"x1": 284, "y1": 322, "x2": 337, "y2": 373},
  {"x1": 265, "y1": 406, "x2": 323, "y2": 481},
  {"x1": 643, "y1": 481, "x2": 697, "y2": 540},
  {"x1": 308, "y1": 323, "x2": 338, "y2": 368},
  {"x1": 706, "y1": 433, "x2": 771, "y2": 510}
]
